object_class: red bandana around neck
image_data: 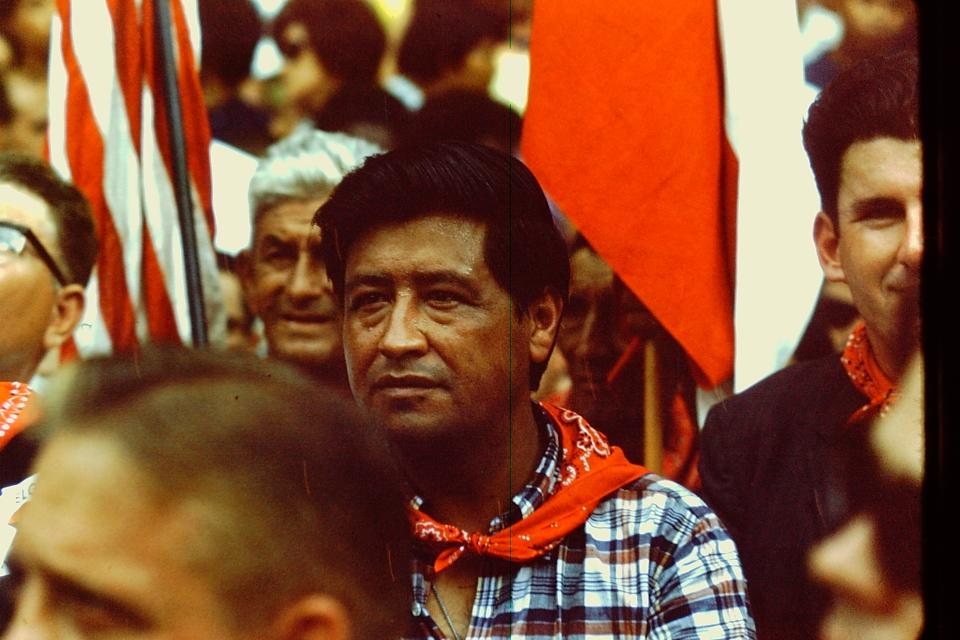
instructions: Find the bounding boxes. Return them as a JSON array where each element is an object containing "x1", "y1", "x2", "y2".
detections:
[
  {"x1": 0, "y1": 382, "x2": 38, "y2": 453},
  {"x1": 841, "y1": 322, "x2": 897, "y2": 425},
  {"x1": 411, "y1": 403, "x2": 649, "y2": 574}
]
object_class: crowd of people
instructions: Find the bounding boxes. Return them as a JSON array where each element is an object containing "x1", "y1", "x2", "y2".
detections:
[{"x1": 0, "y1": 1, "x2": 926, "y2": 639}]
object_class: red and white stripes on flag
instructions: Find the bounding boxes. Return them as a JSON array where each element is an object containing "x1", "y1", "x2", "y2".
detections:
[{"x1": 46, "y1": 0, "x2": 219, "y2": 356}]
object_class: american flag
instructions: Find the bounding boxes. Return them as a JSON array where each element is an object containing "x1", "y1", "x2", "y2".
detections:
[{"x1": 46, "y1": 0, "x2": 221, "y2": 356}]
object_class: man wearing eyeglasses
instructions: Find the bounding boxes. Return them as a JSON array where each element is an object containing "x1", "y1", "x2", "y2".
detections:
[{"x1": 0, "y1": 152, "x2": 97, "y2": 626}]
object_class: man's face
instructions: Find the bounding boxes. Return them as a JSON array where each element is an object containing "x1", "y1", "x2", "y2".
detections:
[
  {"x1": 816, "y1": 137, "x2": 922, "y2": 378},
  {"x1": 242, "y1": 199, "x2": 342, "y2": 376},
  {"x1": 0, "y1": 183, "x2": 60, "y2": 381},
  {"x1": 2, "y1": 74, "x2": 48, "y2": 158},
  {"x1": 277, "y1": 22, "x2": 328, "y2": 112},
  {"x1": 557, "y1": 246, "x2": 656, "y2": 436},
  {"x1": 342, "y1": 214, "x2": 535, "y2": 441},
  {"x1": 4, "y1": 433, "x2": 248, "y2": 639}
]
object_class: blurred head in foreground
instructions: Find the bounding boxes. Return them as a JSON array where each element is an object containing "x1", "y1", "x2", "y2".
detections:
[
  {"x1": 3, "y1": 346, "x2": 411, "y2": 639},
  {"x1": 809, "y1": 356, "x2": 923, "y2": 640}
]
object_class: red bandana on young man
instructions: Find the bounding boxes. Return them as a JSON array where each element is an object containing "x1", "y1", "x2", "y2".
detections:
[
  {"x1": 841, "y1": 321, "x2": 897, "y2": 425},
  {"x1": 411, "y1": 403, "x2": 649, "y2": 574},
  {"x1": 0, "y1": 382, "x2": 37, "y2": 454}
]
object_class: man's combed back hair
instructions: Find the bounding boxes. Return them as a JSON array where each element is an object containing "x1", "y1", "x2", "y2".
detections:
[
  {"x1": 0, "y1": 153, "x2": 98, "y2": 285},
  {"x1": 42, "y1": 346, "x2": 412, "y2": 639},
  {"x1": 248, "y1": 126, "x2": 382, "y2": 223},
  {"x1": 271, "y1": 0, "x2": 386, "y2": 85},
  {"x1": 316, "y1": 141, "x2": 570, "y2": 389},
  {"x1": 803, "y1": 51, "x2": 919, "y2": 224}
]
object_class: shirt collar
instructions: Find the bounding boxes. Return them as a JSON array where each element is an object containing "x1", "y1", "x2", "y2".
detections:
[{"x1": 409, "y1": 402, "x2": 564, "y2": 535}]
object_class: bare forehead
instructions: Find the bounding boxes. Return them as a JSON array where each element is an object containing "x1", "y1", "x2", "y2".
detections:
[
  {"x1": 347, "y1": 214, "x2": 489, "y2": 272},
  {"x1": 254, "y1": 198, "x2": 326, "y2": 242},
  {"x1": 0, "y1": 181, "x2": 59, "y2": 248}
]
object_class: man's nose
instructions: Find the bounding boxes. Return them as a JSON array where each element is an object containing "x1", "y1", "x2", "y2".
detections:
[
  {"x1": 379, "y1": 295, "x2": 428, "y2": 359},
  {"x1": 287, "y1": 253, "x2": 331, "y2": 300},
  {"x1": 898, "y1": 203, "x2": 923, "y2": 270}
]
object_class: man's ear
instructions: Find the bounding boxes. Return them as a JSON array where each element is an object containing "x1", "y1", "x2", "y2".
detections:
[
  {"x1": 814, "y1": 211, "x2": 846, "y2": 283},
  {"x1": 527, "y1": 287, "x2": 564, "y2": 367},
  {"x1": 268, "y1": 594, "x2": 352, "y2": 640},
  {"x1": 43, "y1": 284, "x2": 85, "y2": 351}
]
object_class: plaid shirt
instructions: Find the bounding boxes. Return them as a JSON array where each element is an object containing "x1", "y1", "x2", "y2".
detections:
[{"x1": 409, "y1": 404, "x2": 755, "y2": 639}]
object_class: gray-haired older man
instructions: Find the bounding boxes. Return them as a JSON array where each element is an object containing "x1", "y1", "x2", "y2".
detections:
[{"x1": 239, "y1": 127, "x2": 380, "y2": 387}]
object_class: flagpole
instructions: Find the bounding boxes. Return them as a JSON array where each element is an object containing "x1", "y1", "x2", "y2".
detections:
[{"x1": 153, "y1": 0, "x2": 208, "y2": 346}]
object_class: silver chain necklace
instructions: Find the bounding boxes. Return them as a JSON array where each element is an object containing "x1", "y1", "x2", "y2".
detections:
[{"x1": 431, "y1": 583, "x2": 465, "y2": 640}]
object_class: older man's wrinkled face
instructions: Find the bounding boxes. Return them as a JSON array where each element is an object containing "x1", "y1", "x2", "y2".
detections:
[
  {"x1": 242, "y1": 199, "x2": 344, "y2": 381},
  {"x1": 0, "y1": 183, "x2": 62, "y2": 382}
]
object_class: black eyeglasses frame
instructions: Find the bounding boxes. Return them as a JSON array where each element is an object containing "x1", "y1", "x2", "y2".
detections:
[{"x1": 0, "y1": 220, "x2": 70, "y2": 286}]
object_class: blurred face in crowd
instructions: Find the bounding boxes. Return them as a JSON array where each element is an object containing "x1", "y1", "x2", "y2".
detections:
[
  {"x1": 241, "y1": 199, "x2": 343, "y2": 380},
  {"x1": 4, "y1": 433, "x2": 249, "y2": 639},
  {"x1": 276, "y1": 21, "x2": 331, "y2": 113},
  {"x1": 814, "y1": 137, "x2": 922, "y2": 380},
  {"x1": 839, "y1": 0, "x2": 916, "y2": 50},
  {"x1": 556, "y1": 245, "x2": 656, "y2": 442},
  {"x1": 0, "y1": 182, "x2": 63, "y2": 381},
  {"x1": 342, "y1": 214, "x2": 546, "y2": 441},
  {"x1": 218, "y1": 269, "x2": 259, "y2": 353},
  {"x1": 4, "y1": 0, "x2": 55, "y2": 64},
  {"x1": 2, "y1": 74, "x2": 48, "y2": 158}
]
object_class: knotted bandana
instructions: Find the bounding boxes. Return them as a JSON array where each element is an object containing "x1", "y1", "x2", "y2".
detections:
[
  {"x1": 0, "y1": 382, "x2": 37, "y2": 453},
  {"x1": 841, "y1": 322, "x2": 897, "y2": 425},
  {"x1": 411, "y1": 403, "x2": 649, "y2": 573}
]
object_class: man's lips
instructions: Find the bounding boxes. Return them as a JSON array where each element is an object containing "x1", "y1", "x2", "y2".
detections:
[
  {"x1": 279, "y1": 311, "x2": 336, "y2": 324},
  {"x1": 372, "y1": 374, "x2": 443, "y2": 393}
]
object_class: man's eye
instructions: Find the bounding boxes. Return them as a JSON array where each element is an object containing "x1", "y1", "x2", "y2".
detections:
[
  {"x1": 262, "y1": 247, "x2": 295, "y2": 267},
  {"x1": 349, "y1": 292, "x2": 388, "y2": 312},
  {"x1": 426, "y1": 291, "x2": 462, "y2": 308}
]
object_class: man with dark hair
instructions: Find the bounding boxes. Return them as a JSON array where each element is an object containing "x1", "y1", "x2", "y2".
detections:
[
  {"x1": 317, "y1": 141, "x2": 753, "y2": 638},
  {"x1": 699, "y1": 51, "x2": 921, "y2": 640},
  {"x1": 0, "y1": 152, "x2": 97, "y2": 625},
  {"x1": 271, "y1": 0, "x2": 387, "y2": 128},
  {"x1": 2, "y1": 347, "x2": 411, "y2": 639}
]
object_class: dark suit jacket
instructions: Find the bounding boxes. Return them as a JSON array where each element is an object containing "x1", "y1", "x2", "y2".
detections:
[{"x1": 699, "y1": 355, "x2": 866, "y2": 640}]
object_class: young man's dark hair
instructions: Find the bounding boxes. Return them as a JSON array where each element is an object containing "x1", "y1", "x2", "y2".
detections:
[
  {"x1": 397, "y1": 0, "x2": 507, "y2": 86},
  {"x1": 316, "y1": 141, "x2": 569, "y2": 389},
  {"x1": 0, "y1": 152, "x2": 97, "y2": 285},
  {"x1": 5, "y1": 346, "x2": 412, "y2": 639},
  {"x1": 803, "y1": 51, "x2": 919, "y2": 225},
  {"x1": 271, "y1": 0, "x2": 385, "y2": 86}
]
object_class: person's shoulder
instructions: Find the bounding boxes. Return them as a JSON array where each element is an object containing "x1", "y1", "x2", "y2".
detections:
[
  {"x1": 590, "y1": 472, "x2": 724, "y2": 535},
  {"x1": 704, "y1": 355, "x2": 847, "y2": 432}
]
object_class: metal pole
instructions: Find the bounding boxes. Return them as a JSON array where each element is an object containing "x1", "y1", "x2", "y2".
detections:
[{"x1": 153, "y1": 0, "x2": 208, "y2": 346}]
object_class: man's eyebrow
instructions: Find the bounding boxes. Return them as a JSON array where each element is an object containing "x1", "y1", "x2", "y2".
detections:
[
  {"x1": 851, "y1": 197, "x2": 904, "y2": 217},
  {"x1": 7, "y1": 550, "x2": 151, "y2": 630},
  {"x1": 412, "y1": 270, "x2": 481, "y2": 294},
  {"x1": 345, "y1": 273, "x2": 393, "y2": 291}
]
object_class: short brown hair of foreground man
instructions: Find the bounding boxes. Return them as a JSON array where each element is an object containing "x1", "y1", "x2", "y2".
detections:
[
  {"x1": 2, "y1": 347, "x2": 411, "y2": 639},
  {"x1": 317, "y1": 141, "x2": 754, "y2": 638}
]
